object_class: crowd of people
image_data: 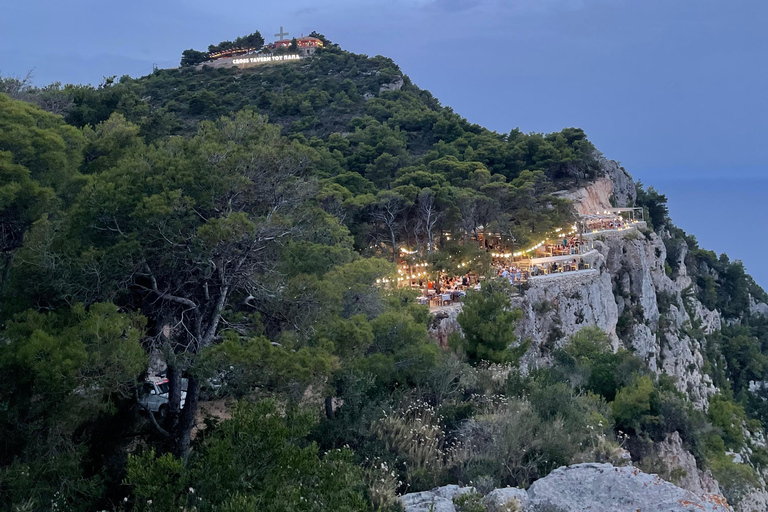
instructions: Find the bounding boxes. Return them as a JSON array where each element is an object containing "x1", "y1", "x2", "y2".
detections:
[
  {"x1": 402, "y1": 233, "x2": 606, "y2": 308},
  {"x1": 584, "y1": 216, "x2": 629, "y2": 233},
  {"x1": 410, "y1": 273, "x2": 479, "y2": 307}
]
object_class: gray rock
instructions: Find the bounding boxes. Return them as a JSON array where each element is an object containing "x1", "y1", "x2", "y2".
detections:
[
  {"x1": 428, "y1": 304, "x2": 462, "y2": 347},
  {"x1": 737, "y1": 488, "x2": 768, "y2": 512},
  {"x1": 483, "y1": 487, "x2": 527, "y2": 511},
  {"x1": 526, "y1": 463, "x2": 731, "y2": 512},
  {"x1": 749, "y1": 295, "x2": 768, "y2": 318},
  {"x1": 599, "y1": 156, "x2": 636, "y2": 208},
  {"x1": 553, "y1": 177, "x2": 614, "y2": 215},
  {"x1": 400, "y1": 485, "x2": 474, "y2": 512},
  {"x1": 655, "y1": 431, "x2": 721, "y2": 495},
  {"x1": 511, "y1": 249, "x2": 620, "y2": 371},
  {"x1": 380, "y1": 77, "x2": 404, "y2": 92}
]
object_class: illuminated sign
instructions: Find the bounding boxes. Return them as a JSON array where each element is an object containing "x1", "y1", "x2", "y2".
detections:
[{"x1": 232, "y1": 54, "x2": 301, "y2": 65}]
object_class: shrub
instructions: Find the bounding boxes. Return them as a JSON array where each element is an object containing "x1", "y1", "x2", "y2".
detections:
[
  {"x1": 707, "y1": 394, "x2": 746, "y2": 450},
  {"x1": 456, "y1": 392, "x2": 613, "y2": 489},
  {"x1": 453, "y1": 492, "x2": 487, "y2": 512},
  {"x1": 371, "y1": 400, "x2": 462, "y2": 489},
  {"x1": 453, "y1": 281, "x2": 525, "y2": 364},
  {"x1": 612, "y1": 376, "x2": 660, "y2": 435},
  {"x1": 125, "y1": 400, "x2": 372, "y2": 512}
]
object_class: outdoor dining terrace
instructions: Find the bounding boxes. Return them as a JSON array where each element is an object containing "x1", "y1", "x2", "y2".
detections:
[{"x1": 380, "y1": 207, "x2": 645, "y2": 311}]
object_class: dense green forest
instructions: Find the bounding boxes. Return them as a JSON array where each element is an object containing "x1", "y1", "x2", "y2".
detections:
[{"x1": 2, "y1": 43, "x2": 768, "y2": 511}]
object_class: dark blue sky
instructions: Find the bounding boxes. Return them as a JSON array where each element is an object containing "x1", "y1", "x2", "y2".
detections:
[{"x1": 2, "y1": 0, "x2": 767, "y2": 284}]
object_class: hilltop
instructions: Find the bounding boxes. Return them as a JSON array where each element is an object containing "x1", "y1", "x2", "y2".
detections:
[{"x1": 2, "y1": 40, "x2": 768, "y2": 512}]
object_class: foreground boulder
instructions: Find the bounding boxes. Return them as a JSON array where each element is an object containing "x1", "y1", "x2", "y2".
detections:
[
  {"x1": 526, "y1": 463, "x2": 730, "y2": 512},
  {"x1": 400, "y1": 463, "x2": 731, "y2": 512},
  {"x1": 400, "y1": 485, "x2": 474, "y2": 512}
]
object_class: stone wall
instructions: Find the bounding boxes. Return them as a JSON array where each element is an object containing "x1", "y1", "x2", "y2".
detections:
[{"x1": 527, "y1": 268, "x2": 599, "y2": 287}]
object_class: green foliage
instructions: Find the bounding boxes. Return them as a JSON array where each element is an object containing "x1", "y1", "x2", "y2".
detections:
[
  {"x1": 707, "y1": 394, "x2": 747, "y2": 450},
  {"x1": 0, "y1": 93, "x2": 84, "y2": 278},
  {"x1": 126, "y1": 400, "x2": 372, "y2": 512},
  {"x1": 0, "y1": 303, "x2": 146, "y2": 511},
  {"x1": 206, "y1": 31, "x2": 265, "y2": 54},
  {"x1": 612, "y1": 376, "x2": 660, "y2": 435},
  {"x1": 707, "y1": 452, "x2": 759, "y2": 505},
  {"x1": 0, "y1": 93, "x2": 84, "y2": 191},
  {"x1": 199, "y1": 333, "x2": 337, "y2": 399},
  {"x1": 453, "y1": 492, "x2": 488, "y2": 512},
  {"x1": 180, "y1": 49, "x2": 208, "y2": 67},
  {"x1": 453, "y1": 280, "x2": 525, "y2": 363},
  {"x1": 635, "y1": 183, "x2": 668, "y2": 232},
  {"x1": 457, "y1": 391, "x2": 615, "y2": 489}
]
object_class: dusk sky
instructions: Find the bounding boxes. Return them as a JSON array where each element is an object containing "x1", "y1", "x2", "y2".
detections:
[{"x1": 1, "y1": 0, "x2": 766, "y2": 283}]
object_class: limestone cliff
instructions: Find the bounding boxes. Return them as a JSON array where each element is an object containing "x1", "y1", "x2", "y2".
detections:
[
  {"x1": 428, "y1": 158, "x2": 768, "y2": 511},
  {"x1": 511, "y1": 227, "x2": 719, "y2": 410},
  {"x1": 552, "y1": 154, "x2": 636, "y2": 214},
  {"x1": 515, "y1": 159, "x2": 724, "y2": 408}
]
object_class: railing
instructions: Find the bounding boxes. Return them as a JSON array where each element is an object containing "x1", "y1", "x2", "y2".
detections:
[{"x1": 581, "y1": 221, "x2": 645, "y2": 238}]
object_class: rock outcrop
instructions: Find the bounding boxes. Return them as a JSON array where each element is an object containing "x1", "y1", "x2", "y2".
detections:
[
  {"x1": 399, "y1": 463, "x2": 732, "y2": 512},
  {"x1": 400, "y1": 484, "x2": 474, "y2": 512},
  {"x1": 750, "y1": 296, "x2": 768, "y2": 318},
  {"x1": 552, "y1": 156, "x2": 636, "y2": 215},
  {"x1": 554, "y1": 176, "x2": 614, "y2": 216},
  {"x1": 426, "y1": 160, "x2": 768, "y2": 508},
  {"x1": 380, "y1": 77, "x2": 404, "y2": 92},
  {"x1": 506, "y1": 227, "x2": 717, "y2": 408},
  {"x1": 512, "y1": 252, "x2": 620, "y2": 370},
  {"x1": 483, "y1": 488, "x2": 528, "y2": 511},
  {"x1": 429, "y1": 304, "x2": 462, "y2": 347},
  {"x1": 655, "y1": 431, "x2": 722, "y2": 496},
  {"x1": 599, "y1": 155, "x2": 636, "y2": 208},
  {"x1": 525, "y1": 463, "x2": 731, "y2": 512}
]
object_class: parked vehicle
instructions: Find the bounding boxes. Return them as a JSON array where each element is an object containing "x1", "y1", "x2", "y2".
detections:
[{"x1": 138, "y1": 378, "x2": 187, "y2": 419}]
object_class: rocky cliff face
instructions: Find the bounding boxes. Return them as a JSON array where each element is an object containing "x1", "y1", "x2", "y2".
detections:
[
  {"x1": 655, "y1": 431, "x2": 722, "y2": 496},
  {"x1": 552, "y1": 155, "x2": 636, "y2": 215},
  {"x1": 425, "y1": 159, "x2": 768, "y2": 511},
  {"x1": 515, "y1": 161, "x2": 721, "y2": 409},
  {"x1": 511, "y1": 227, "x2": 718, "y2": 410}
]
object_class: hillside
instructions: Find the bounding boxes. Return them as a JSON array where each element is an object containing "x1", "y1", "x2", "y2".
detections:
[{"x1": 2, "y1": 43, "x2": 768, "y2": 512}]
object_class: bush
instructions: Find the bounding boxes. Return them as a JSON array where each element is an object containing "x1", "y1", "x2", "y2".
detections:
[
  {"x1": 125, "y1": 400, "x2": 372, "y2": 512},
  {"x1": 612, "y1": 376, "x2": 660, "y2": 435},
  {"x1": 453, "y1": 281, "x2": 525, "y2": 364},
  {"x1": 707, "y1": 395, "x2": 746, "y2": 450},
  {"x1": 453, "y1": 492, "x2": 487, "y2": 512},
  {"x1": 455, "y1": 391, "x2": 614, "y2": 489},
  {"x1": 371, "y1": 400, "x2": 461, "y2": 489}
]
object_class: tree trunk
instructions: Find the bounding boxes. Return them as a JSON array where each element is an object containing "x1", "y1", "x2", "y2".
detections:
[
  {"x1": 175, "y1": 376, "x2": 200, "y2": 459},
  {"x1": 167, "y1": 364, "x2": 183, "y2": 431},
  {"x1": 0, "y1": 252, "x2": 13, "y2": 297}
]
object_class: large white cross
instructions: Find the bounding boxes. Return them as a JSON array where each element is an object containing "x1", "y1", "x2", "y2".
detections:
[{"x1": 274, "y1": 26, "x2": 289, "y2": 40}]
